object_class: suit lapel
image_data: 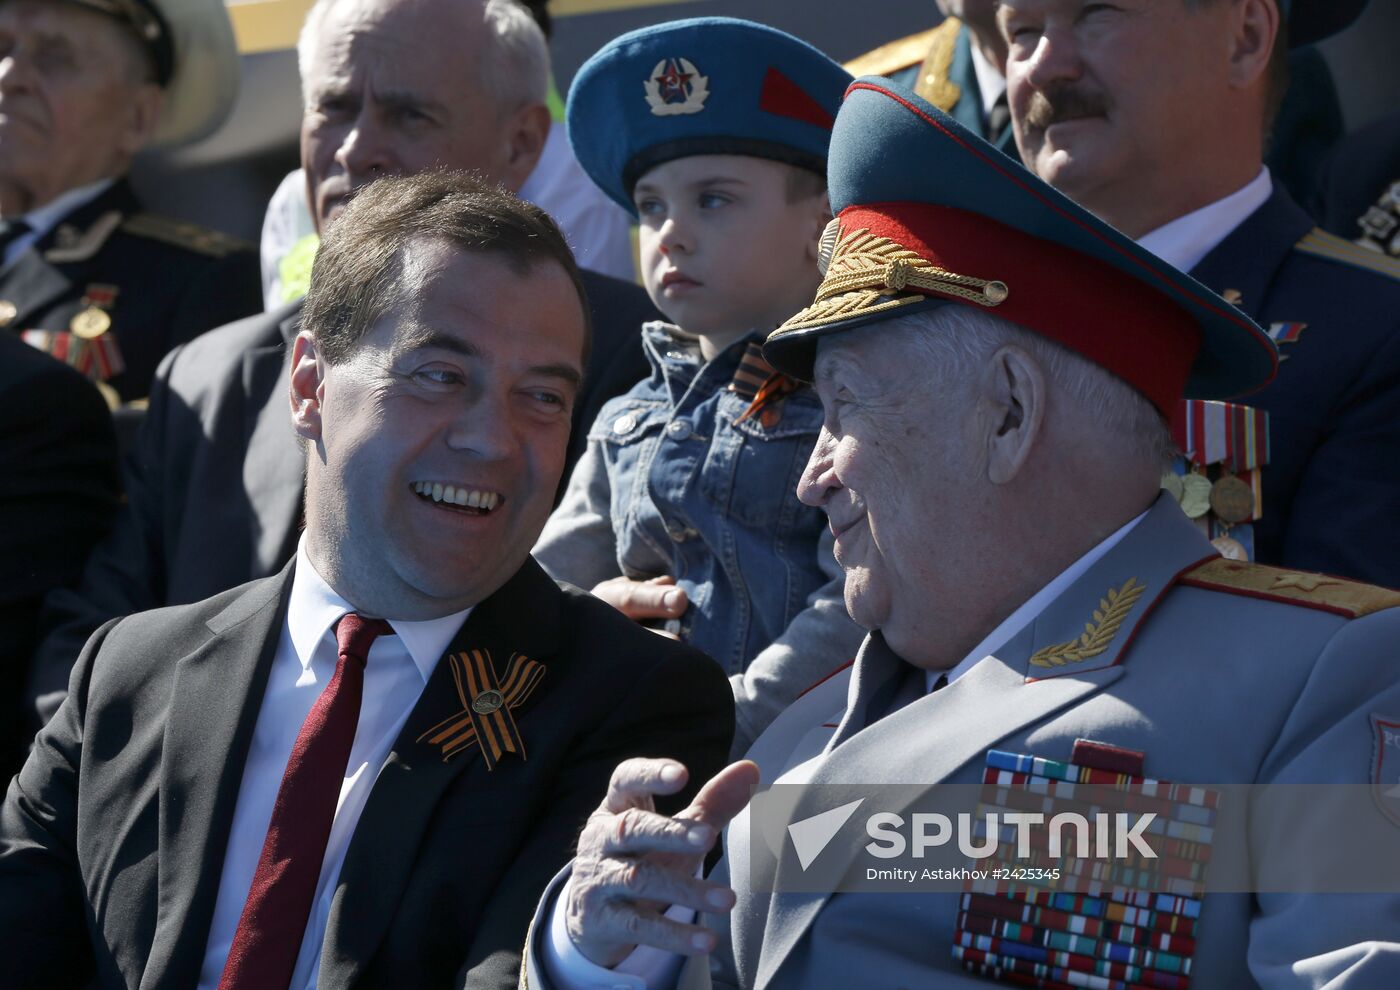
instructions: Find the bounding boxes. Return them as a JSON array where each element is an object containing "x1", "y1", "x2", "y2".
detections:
[
  {"x1": 0, "y1": 181, "x2": 138, "y2": 327},
  {"x1": 244, "y1": 303, "x2": 306, "y2": 577},
  {"x1": 317, "y1": 559, "x2": 563, "y2": 986},
  {"x1": 752, "y1": 497, "x2": 1218, "y2": 988},
  {"x1": 141, "y1": 566, "x2": 294, "y2": 989},
  {"x1": 1189, "y1": 184, "x2": 1315, "y2": 317}
]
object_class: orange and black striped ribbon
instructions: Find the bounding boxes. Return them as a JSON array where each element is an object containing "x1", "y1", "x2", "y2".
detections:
[
  {"x1": 416, "y1": 649, "x2": 545, "y2": 765},
  {"x1": 730, "y1": 341, "x2": 800, "y2": 427}
]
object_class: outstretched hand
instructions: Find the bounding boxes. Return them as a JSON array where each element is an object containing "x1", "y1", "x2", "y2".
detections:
[{"x1": 565, "y1": 758, "x2": 760, "y2": 967}]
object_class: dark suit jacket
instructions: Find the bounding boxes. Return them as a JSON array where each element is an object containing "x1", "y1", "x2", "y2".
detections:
[
  {"x1": 1189, "y1": 184, "x2": 1400, "y2": 586},
  {"x1": 30, "y1": 272, "x2": 657, "y2": 724},
  {"x1": 2, "y1": 556, "x2": 733, "y2": 989},
  {"x1": 0, "y1": 179, "x2": 261, "y2": 401},
  {"x1": 0, "y1": 337, "x2": 120, "y2": 774}
]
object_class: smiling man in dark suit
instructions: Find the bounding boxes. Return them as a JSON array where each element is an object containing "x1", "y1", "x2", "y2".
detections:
[
  {"x1": 0, "y1": 170, "x2": 732, "y2": 990},
  {"x1": 27, "y1": 0, "x2": 659, "y2": 728}
]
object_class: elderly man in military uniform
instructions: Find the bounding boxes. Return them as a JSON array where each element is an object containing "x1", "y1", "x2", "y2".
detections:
[
  {"x1": 515, "y1": 75, "x2": 1400, "y2": 990},
  {"x1": 1001, "y1": 0, "x2": 1400, "y2": 588},
  {"x1": 0, "y1": 0, "x2": 259, "y2": 403}
]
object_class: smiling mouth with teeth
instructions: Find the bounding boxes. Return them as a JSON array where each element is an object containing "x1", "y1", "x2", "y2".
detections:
[{"x1": 411, "y1": 481, "x2": 503, "y2": 515}]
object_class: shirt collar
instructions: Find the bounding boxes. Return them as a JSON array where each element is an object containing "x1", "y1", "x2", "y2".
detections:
[
  {"x1": 289, "y1": 536, "x2": 471, "y2": 683},
  {"x1": 926, "y1": 507, "x2": 1148, "y2": 692},
  {"x1": 1137, "y1": 167, "x2": 1273, "y2": 273},
  {"x1": 968, "y1": 40, "x2": 1006, "y2": 118},
  {"x1": 19, "y1": 177, "x2": 116, "y2": 241}
]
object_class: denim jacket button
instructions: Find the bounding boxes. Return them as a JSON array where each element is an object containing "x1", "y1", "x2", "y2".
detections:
[
  {"x1": 612, "y1": 413, "x2": 637, "y2": 435},
  {"x1": 665, "y1": 420, "x2": 692, "y2": 441}
]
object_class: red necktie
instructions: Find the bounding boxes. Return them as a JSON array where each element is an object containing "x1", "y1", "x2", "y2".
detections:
[{"x1": 218, "y1": 613, "x2": 393, "y2": 990}]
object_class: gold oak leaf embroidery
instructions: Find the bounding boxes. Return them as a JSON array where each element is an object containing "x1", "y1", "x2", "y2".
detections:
[{"x1": 1029, "y1": 577, "x2": 1147, "y2": 668}]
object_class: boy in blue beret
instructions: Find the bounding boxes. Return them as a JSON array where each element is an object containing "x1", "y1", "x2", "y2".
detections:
[{"x1": 533, "y1": 17, "x2": 864, "y2": 755}]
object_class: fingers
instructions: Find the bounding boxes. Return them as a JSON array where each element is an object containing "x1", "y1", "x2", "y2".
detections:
[
  {"x1": 591, "y1": 576, "x2": 689, "y2": 621},
  {"x1": 566, "y1": 858, "x2": 734, "y2": 965},
  {"x1": 566, "y1": 759, "x2": 751, "y2": 967},
  {"x1": 596, "y1": 806, "x2": 716, "y2": 858},
  {"x1": 583, "y1": 856, "x2": 734, "y2": 916},
  {"x1": 600, "y1": 757, "x2": 690, "y2": 814},
  {"x1": 676, "y1": 760, "x2": 762, "y2": 833}
]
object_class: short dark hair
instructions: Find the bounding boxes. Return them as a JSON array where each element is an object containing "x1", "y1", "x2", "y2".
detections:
[{"x1": 302, "y1": 170, "x2": 591, "y2": 366}]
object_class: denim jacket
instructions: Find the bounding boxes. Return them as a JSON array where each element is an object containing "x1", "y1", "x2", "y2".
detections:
[{"x1": 535, "y1": 322, "x2": 865, "y2": 753}]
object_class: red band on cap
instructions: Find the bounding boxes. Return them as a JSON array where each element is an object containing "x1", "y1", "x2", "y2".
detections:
[
  {"x1": 759, "y1": 67, "x2": 836, "y2": 129},
  {"x1": 839, "y1": 203, "x2": 1201, "y2": 416}
]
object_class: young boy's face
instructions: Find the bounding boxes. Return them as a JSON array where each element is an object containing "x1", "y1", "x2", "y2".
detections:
[{"x1": 633, "y1": 154, "x2": 829, "y2": 345}]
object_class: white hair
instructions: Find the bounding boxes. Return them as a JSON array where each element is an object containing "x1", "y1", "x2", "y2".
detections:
[
  {"x1": 297, "y1": 0, "x2": 549, "y2": 113},
  {"x1": 896, "y1": 305, "x2": 1178, "y2": 470}
]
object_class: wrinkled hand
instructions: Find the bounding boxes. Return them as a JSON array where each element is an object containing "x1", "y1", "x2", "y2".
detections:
[
  {"x1": 591, "y1": 576, "x2": 689, "y2": 638},
  {"x1": 565, "y1": 758, "x2": 760, "y2": 967}
]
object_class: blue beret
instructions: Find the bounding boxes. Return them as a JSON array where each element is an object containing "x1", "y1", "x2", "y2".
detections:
[
  {"x1": 764, "y1": 77, "x2": 1279, "y2": 415},
  {"x1": 566, "y1": 17, "x2": 852, "y2": 215}
]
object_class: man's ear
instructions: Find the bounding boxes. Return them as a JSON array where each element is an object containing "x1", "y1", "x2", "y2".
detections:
[
  {"x1": 984, "y1": 344, "x2": 1045, "y2": 485},
  {"x1": 120, "y1": 83, "x2": 164, "y2": 155},
  {"x1": 289, "y1": 330, "x2": 328, "y2": 444},
  {"x1": 499, "y1": 103, "x2": 551, "y2": 193},
  {"x1": 1227, "y1": 0, "x2": 1278, "y2": 91}
]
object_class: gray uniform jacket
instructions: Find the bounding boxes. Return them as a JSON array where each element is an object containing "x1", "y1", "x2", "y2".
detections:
[{"x1": 523, "y1": 494, "x2": 1400, "y2": 989}]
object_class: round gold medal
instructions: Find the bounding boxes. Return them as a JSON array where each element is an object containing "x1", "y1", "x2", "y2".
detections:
[
  {"x1": 471, "y1": 689, "x2": 504, "y2": 715},
  {"x1": 1180, "y1": 472, "x2": 1212, "y2": 519},
  {"x1": 70, "y1": 306, "x2": 111, "y2": 340},
  {"x1": 1209, "y1": 475, "x2": 1256, "y2": 524},
  {"x1": 1211, "y1": 535, "x2": 1248, "y2": 561},
  {"x1": 1160, "y1": 471, "x2": 1185, "y2": 502}
]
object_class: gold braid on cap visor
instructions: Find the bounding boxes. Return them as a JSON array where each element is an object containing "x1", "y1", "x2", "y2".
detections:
[{"x1": 777, "y1": 219, "x2": 1010, "y2": 333}]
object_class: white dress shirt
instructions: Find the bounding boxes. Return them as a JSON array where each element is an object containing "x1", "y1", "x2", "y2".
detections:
[
  {"x1": 1137, "y1": 167, "x2": 1273, "y2": 273},
  {"x1": 196, "y1": 537, "x2": 471, "y2": 990},
  {"x1": 542, "y1": 511, "x2": 1150, "y2": 988},
  {"x1": 2, "y1": 177, "x2": 114, "y2": 269}
]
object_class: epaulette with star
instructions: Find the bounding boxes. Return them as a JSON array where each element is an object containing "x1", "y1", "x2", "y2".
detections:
[
  {"x1": 1295, "y1": 227, "x2": 1400, "y2": 284},
  {"x1": 1180, "y1": 558, "x2": 1400, "y2": 618},
  {"x1": 121, "y1": 213, "x2": 250, "y2": 258},
  {"x1": 843, "y1": 25, "x2": 945, "y2": 78}
]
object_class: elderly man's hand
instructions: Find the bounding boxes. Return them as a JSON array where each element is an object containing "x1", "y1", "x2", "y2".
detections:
[
  {"x1": 591, "y1": 576, "x2": 689, "y2": 638},
  {"x1": 565, "y1": 758, "x2": 760, "y2": 967}
]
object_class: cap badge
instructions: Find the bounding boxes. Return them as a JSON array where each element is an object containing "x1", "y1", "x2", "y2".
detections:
[
  {"x1": 786, "y1": 222, "x2": 1009, "y2": 332},
  {"x1": 645, "y1": 58, "x2": 710, "y2": 116}
]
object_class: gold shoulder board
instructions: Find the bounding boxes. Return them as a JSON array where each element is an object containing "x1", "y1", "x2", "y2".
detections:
[
  {"x1": 844, "y1": 25, "x2": 948, "y2": 78},
  {"x1": 1181, "y1": 558, "x2": 1400, "y2": 618},
  {"x1": 1295, "y1": 228, "x2": 1400, "y2": 283},
  {"x1": 121, "y1": 213, "x2": 249, "y2": 258}
]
